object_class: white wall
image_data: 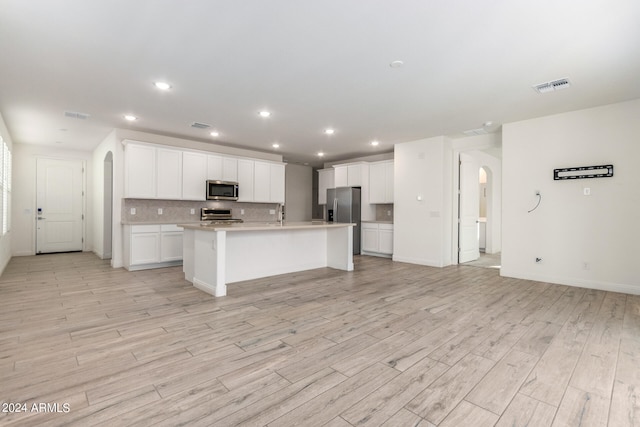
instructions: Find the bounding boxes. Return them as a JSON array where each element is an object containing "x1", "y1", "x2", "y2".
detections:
[
  {"x1": 92, "y1": 130, "x2": 119, "y2": 263},
  {"x1": 0, "y1": 113, "x2": 13, "y2": 274},
  {"x1": 502, "y1": 98, "x2": 640, "y2": 294},
  {"x1": 12, "y1": 144, "x2": 93, "y2": 256},
  {"x1": 393, "y1": 136, "x2": 453, "y2": 267},
  {"x1": 284, "y1": 164, "x2": 312, "y2": 221}
]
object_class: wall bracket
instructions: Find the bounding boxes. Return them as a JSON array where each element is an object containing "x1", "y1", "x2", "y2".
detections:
[{"x1": 553, "y1": 164, "x2": 613, "y2": 180}]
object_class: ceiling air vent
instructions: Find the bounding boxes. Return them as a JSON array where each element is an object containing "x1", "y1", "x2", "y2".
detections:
[
  {"x1": 64, "y1": 111, "x2": 90, "y2": 120},
  {"x1": 533, "y1": 78, "x2": 571, "y2": 94},
  {"x1": 463, "y1": 128, "x2": 488, "y2": 136},
  {"x1": 191, "y1": 121, "x2": 211, "y2": 129}
]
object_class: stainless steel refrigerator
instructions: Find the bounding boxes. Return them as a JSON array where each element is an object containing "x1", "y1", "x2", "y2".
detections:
[{"x1": 326, "y1": 187, "x2": 361, "y2": 255}]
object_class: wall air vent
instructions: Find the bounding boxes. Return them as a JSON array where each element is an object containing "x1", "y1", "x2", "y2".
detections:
[
  {"x1": 191, "y1": 122, "x2": 212, "y2": 129},
  {"x1": 64, "y1": 111, "x2": 90, "y2": 120},
  {"x1": 533, "y1": 78, "x2": 571, "y2": 94}
]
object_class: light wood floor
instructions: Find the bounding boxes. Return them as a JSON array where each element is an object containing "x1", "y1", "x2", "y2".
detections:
[{"x1": 0, "y1": 253, "x2": 638, "y2": 426}]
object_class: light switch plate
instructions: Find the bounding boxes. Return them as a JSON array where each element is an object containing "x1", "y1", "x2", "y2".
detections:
[
  {"x1": 130, "y1": 208, "x2": 136, "y2": 215},
  {"x1": 158, "y1": 208, "x2": 163, "y2": 215},
  {"x1": 190, "y1": 208, "x2": 195, "y2": 215}
]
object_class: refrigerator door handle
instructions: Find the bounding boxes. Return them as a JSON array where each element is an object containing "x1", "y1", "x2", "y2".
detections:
[{"x1": 333, "y1": 198, "x2": 338, "y2": 221}]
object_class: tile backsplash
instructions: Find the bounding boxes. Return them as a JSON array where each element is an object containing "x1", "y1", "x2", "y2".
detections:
[
  {"x1": 375, "y1": 204, "x2": 394, "y2": 222},
  {"x1": 122, "y1": 199, "x2": 280, "y2": 224}
]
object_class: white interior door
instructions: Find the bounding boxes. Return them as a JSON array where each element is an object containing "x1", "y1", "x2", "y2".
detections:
[
  {"x1": 36, "y1": 158, "x2": 84, "y2": 254},
  {"x1": 458, "y1": 153, "x2": 480, "y2": 263}
]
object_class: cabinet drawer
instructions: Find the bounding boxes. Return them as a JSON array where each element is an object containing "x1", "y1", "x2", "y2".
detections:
[
  {"x1": 161, "y1": 224, "x2": 182, "y2": 232},
  {"x1": 379, "y1": 224, "x2": 394, "y2": 231},
  {"x1": 131, "y1": 224, "x2": 161, "y2": 233}
]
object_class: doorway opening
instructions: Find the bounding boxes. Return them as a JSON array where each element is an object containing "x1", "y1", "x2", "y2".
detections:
[{"x1": 103, "y1": 152, "x2": 113, "y2": 259}]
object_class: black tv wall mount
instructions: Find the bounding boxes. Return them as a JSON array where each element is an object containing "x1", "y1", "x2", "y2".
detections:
[{"x1": 553, "y1": 164, "x2": 613, "y2": 180}]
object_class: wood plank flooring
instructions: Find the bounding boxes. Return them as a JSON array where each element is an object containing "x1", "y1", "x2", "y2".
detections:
[{"x1": 0, "y1": 252, "x2": 638, "y2": 426}]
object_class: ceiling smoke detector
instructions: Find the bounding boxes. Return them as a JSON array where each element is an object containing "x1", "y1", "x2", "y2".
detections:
[
  {"x1": 64, "y1": 111, "x2": 90, "y2": 120},
  {"x1": 191, "y1": 122, "x2": 212, "y2": 129},
  {"x1": 533, "y1": 78, "x2": 571, "y2": 94}
]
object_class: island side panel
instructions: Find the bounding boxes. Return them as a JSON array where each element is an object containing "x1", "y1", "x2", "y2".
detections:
[
  {"x1": 182, "y1": 228, "x2": 195, "y2": 282},
  {"x1": 327, "y1": 225, "x2": 354, "y2": 271},
  {"x1": 193, "y1": 229, "x2": 227, "y2": 297},
  {"x1": 225, "y1": 228, "x2": 328, "y2": 284}
]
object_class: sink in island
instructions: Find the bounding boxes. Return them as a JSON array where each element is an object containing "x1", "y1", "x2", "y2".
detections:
[{"x1": 178, "y1": 221, "x2": 355, "y2": 297}]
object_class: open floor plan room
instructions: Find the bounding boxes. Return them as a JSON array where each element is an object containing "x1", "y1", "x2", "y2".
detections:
[{"x1": 0, "y1": 252, "x2": 638, "y2": 426}]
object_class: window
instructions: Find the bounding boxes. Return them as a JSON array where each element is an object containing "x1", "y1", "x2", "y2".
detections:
[{"x1": 0, "y1": 136, "x2": 11, "y2": 235}]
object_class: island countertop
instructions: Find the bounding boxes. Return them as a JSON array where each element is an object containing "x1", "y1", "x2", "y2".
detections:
[{"x1": 178, "y1": 221, "x2": 355, "y2": 232}]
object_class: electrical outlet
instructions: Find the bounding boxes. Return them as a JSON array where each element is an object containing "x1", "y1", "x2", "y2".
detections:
[
  {"x1": 190, "y1": 208, "x2": 195, "y2": 215},
  {"x1": 387, "y1": 210, "x2": 392, "y2": 216},
  {"x1": 583, "y1": 187, "x2": 591, "y2": 196},
  {"x1": 582, "y1": 262, "x2": 590, "y2": 270},
  {"x1": 130, "y1": 208, "x2": 136, "y2": 215},
  {"x1": 535, "y1": 257, "x2": 543, "y2": 263},
  {"x1": 269, "y1": 209, "x2": 276, "y2": 215},
  {"x1": 158, "y1": 208, "x2": 163, "y2": 215},
  {"x1": 240, "y1": 209, "x2": 245, "y2": 215}
]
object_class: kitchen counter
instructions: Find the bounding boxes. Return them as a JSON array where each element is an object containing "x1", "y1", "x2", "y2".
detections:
[
  {"x1": 178, "y1": 220, "x2": 353, "y2": 232},
  {"x1": 361, "y1": 220, "x2": 394, "y2": 224},
  {"x1": 179, "y1": 221, "x2": 355, "y2": 297}
]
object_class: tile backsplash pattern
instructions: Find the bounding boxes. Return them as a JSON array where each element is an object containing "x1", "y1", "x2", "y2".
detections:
[
  {"x1": 375, "y1": 204, "x2": 394, "y2": 222},
  {"x1": 122, "y1": 199, "x2": 280, "y2": 224}
]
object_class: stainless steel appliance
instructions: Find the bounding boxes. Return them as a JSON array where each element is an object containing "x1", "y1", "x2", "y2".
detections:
[
  {"x1": 200, "y1": 208, "x2": 243, "y2": 224},
  {"x1": 206, "y1": 180, "x2": 239, "y2": 201},
  {"x1": 326, "y1": 187, "x2": 361, "y2": 255}
]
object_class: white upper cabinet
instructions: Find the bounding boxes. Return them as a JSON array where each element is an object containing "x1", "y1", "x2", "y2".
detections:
[
  {"x1": 124, "y1": 142, "x2": 156, "y2": 198},
  {"x1": 156, "y1": 147, "x2": 182, "y2": 200},
  {"x1": 369, "y1": 160, "x2": 394, "y2": 204},
  {"x1": 317, "y1": 168, "x2": 335, "y2": 205},
  {"x1": 254, "y1": 161, "x2": 285, "y2": 203},
  {"x1": 333, "y1": 162, "x2": 368, "y2": 188},
  {"x1": 124, "y1": 140, "x2": 284, "y2": 203},
  {"x1": 207, "y1": 155, "x2": 238, "y2": 182},
  {"x1": 269, "y1": 163, "x2": 285, "y2": 204},
  {"x1": 182, "y1": 151, "x2": 207, "y2": 200},
  {"x1": 237, "y1": 159, "x2": 254, "y2": 202}
]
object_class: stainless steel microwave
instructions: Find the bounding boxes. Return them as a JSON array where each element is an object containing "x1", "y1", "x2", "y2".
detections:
[{"x1": 206, "y1": 180, "x2": 239, "y2": 201}]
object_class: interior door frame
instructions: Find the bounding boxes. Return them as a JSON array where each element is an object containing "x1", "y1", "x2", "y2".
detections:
[{"x1": 35, "y1": 157, "x2": 87, "y2": 254}]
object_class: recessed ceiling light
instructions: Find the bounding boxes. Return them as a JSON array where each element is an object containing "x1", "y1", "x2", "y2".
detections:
[
  {"x1": 317, "y1": 152, "x2": 325, "y2": 157},
  {"x1": 210, "y1": 131, "x2": 219, "y2": 137},
  {"x1": 259, "y1": 110, "x2": 271, "y2": 118},
  {"x1": 370, "y1": 140, "x2": 380, "y2": 146},
  {"x1": 390, "y1": 60, "x2": 404, "y2": 68},
  {"x1": 153, "y1": 81, "x2": 171, "y2": 90},
  {"x1": 483, "y1": 121, "x2": 493, "y2": 128},
  {"x1": 124, "y1": 115, "x2": 137, "y2": 121},
  {"x1": 272, "y1": 143, "x2": 280, "y2": 148},
  {"x1": 325, "y1": 128, "x2": 335, "y2": 135}
]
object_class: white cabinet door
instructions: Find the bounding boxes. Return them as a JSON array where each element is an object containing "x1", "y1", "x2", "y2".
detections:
[
  {"x1": 334, "y1": 166, "x2": 348, "y2": 187},
  {"x1": 130, "y1": 230, "x2": 160, "y2": 265},
  {"x1": 156, "y1": 148, "x2": 182, "y2": 199},
  {"x1": 385, "y1": 161, "x2": 394, "y2": 203},
  {"x1": 270, "y1": 163, "x2": 285, "y2": 204},
  {"x1": 182, "y1": 151, "x2": 207, "y2": 200},
  {"x1": 253, "y1": 161, "x2": 271, "y2": 202},
  {"x1": 125, "y1": 143, "x2": 156, "y2": 198},
  {"x1": 318, "y1": 168, "x2": 335, "y2": 205},
  {"x1": 369, "y1": 162, "x2": 386, "y2": 204},
  {"x1": 347, "y1": 164, "x2": 362, "y2": 186},
  {"x1": 207, "y1": 155, "x2": 223, "y2": 180},
  {"x1": 379, "y1": 224, "x2": 394, "y2": 254},
  {"x1": 160, "y1": 229, "x2": 183, "y2": 261},
  {"x1": 222, "y1": 157, "x2": 238, "y2": 182},
  {"x1": 237, "y1": 159, "x2": 254, "y2": 202},
  {"x1": 362, "y1": 224, "x2": 379, "y2": 253}
]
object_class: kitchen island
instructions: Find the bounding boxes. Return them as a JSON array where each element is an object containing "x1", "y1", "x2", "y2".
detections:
[{"x1": 178, "y1": 221, "x2": 355, "y2": 297}]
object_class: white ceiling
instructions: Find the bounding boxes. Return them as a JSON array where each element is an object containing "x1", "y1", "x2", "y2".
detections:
[{"x1": 1, "y1": 0, "x2": 639, "y2": 165}]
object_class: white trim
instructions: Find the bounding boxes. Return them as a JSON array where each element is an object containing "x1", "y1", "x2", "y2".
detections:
[{"x1": 500, "y1": 269, "x2": 640, "y2": 295}]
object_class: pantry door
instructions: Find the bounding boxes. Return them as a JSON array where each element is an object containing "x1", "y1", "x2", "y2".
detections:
[{"x1": 36, "y1": 158, "x2": 85, "y2": 253}]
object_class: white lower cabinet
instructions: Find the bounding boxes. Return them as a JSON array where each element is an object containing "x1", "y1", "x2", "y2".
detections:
[
  {"x1": 361, "y1": 222, "x2": 393, "y2": 257},
  {"x1": 125, "y1": 224, "x2": 183, "y2": 270}
]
